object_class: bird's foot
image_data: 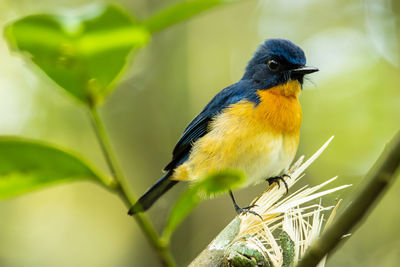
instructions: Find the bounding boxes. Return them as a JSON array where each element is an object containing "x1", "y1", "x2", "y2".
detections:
[
  {"x1": 234, "y1": 204, "x2": 262, "y2": 220},
  {"x1": 266, "y1": 174, "x2": 291, "y2": 194}
]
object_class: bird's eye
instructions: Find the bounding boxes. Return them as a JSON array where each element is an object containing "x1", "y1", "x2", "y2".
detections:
[{"x1": 267, "y1": 59, "x2": 280, "y2": 71}]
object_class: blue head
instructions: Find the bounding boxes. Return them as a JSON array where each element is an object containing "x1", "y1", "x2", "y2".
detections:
[{"x1": 242, "y1": 39, "x2": 318, "y2": 88}]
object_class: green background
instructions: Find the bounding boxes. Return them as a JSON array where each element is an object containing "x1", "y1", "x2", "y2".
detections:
[{"x1": 0, "y1": 0, "x2": 399, "y2": 266}]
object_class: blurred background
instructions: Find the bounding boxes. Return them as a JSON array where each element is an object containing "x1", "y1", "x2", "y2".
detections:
[{"x1": 0, "y1": 0, "x2": 399, "y2": 266}]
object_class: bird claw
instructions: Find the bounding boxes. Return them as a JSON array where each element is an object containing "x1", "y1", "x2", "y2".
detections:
[
  {"x1": 266, "y1": 174, "x2": 291, "y2": 194},
  {"x1": 235, "y1": 204, "x2": 263, "y2": 220}
]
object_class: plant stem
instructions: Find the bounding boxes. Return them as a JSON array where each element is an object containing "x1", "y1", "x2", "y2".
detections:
[
  {"x1": 88, "y1": 105, "x2": 176, "y2": 267},
  {"x1": 297, "y1": 130, "x2": 400, "y2": 267}
]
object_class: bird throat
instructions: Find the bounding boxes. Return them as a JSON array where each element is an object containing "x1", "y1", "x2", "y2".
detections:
[{"x1": 265, "y1": 80, "x2": 302, "y2": 97}]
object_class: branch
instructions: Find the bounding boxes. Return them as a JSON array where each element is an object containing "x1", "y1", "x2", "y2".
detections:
[
  {"x1": 297, "y1": 130, "x2": 400, "y2": 267},
  {"x1": 89, "y1": 106, "x2": 176, "y2": 267}
]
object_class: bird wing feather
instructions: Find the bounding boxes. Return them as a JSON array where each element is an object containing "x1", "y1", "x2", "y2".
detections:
[{"x1": 164, "y1": 80, "x2": 259, "y2": 171}]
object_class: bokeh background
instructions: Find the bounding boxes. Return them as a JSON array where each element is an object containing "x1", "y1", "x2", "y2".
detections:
[{"x1": 0, "y1": 0, "x2": 399, "y2": 266}]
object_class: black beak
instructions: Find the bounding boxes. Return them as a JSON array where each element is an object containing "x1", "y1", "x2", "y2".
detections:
[{"x1": 291, "y1": 66, "x2": 319, "y2": 75}]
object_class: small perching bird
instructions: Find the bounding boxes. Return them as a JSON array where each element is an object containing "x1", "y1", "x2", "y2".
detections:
[{"x1": 129, "y1": 38, "x2": 318, "y2": 216}]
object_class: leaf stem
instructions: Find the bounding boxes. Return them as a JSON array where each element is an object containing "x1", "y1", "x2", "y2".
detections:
[{"x1": 88, "y1": 105, "x2": 176, "y2": 267}]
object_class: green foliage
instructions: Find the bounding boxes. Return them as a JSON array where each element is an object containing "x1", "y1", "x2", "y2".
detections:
[
  {"x1": 162, "y1": 170, "x2": 245, "y2": 242},
  {"x1": 2, "y1": 1, "x2": 244, "y2": 203},
  {"x1": 0, "y1": 137, "x2": 104, "y2": 200},
  {"x1": 4, "y1": 1, "x2": 244, "y2": 105},
  {"x1": 2, "y1": 1, "x2": 245, "y2": 252},
  {"x1": 5, "y1": 5, "x2": 150, "y2": 105},
  {"x1": 144, "y1": 0, "x2": 242, "y2": 33},
  {"x1": 197, "y1": 169, "x2": 246, "y2": 195}
]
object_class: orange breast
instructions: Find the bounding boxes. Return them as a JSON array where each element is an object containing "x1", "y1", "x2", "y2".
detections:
[
  {"x1": 256, "y1": 80, "x2": 302, "y2": 133},
  {"x1": 227, "y1": 80, "x2": 302, "y2": 134}
]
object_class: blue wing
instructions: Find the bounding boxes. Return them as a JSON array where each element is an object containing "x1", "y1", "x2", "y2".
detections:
[{"x1": 164, "y1": 80, "x2": 259, "y2": 171}]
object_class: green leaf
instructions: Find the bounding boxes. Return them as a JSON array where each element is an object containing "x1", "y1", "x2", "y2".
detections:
[
  {"x1": 162, "y1": 169, "x2": 245, "y2": 242},
  {"x1": 197, "y1": 169, "x2": 246, "y2": 196},
  {"x1": 144, "y1": 0, "x2": 243, "y2": 33},
  {"x1": 0, "y1": 137, "x2": 106, "y2": 201},
  {"x1": 5, "y1": 4, "x2": 150, "y2": 105}
]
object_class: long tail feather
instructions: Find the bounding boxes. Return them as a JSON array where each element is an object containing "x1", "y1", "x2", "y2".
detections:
[{"x1": 128, "y1": 172, "x2": 178, "y2": 215}]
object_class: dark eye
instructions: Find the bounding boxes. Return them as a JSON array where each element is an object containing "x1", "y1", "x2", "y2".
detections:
[{"x1": 267, "y1": 59, "x2": 280, "y2": 71}]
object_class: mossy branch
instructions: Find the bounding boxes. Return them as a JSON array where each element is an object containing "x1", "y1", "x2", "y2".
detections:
[
  {"x1": 190, "y1": 132, "x2": 400, "y2": 266},
  {"x1": 189, "y1": 138, "x2": 347, "y2": 266},
  {"x1": 296, "y1": 130, "x2": 400, "y2": 267}
]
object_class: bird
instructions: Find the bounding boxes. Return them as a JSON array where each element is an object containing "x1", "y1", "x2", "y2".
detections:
[{"x1": 128, "y1": 38, "x2": 318, "y2": 216}]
